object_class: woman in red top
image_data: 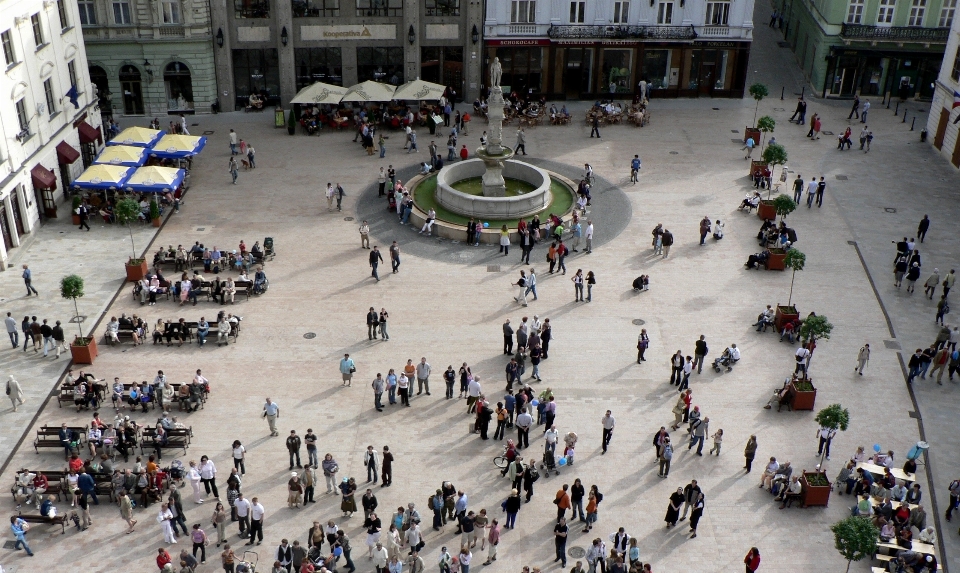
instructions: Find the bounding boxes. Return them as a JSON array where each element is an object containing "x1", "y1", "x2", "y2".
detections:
[
  {"x1": 156, "y1": 547, "x2": 172, "y2": 570},
  {"x1": 744, "y1": 547, "x2": 760, "y2": 572}
]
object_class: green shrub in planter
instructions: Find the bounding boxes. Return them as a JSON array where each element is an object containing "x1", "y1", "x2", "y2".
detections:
[
  {"x1": 60, "y1": 274, "x2": 85, "y2": 337},
  {"x1": 149, "y1": 199, "x2": 160, "y2": 221}
]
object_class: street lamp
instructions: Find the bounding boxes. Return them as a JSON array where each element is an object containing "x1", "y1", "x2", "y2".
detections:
[
  {"x1": 281, "y1": 26, "x2": 288, "y2": 46},
  {"x1": 216, "y1": 27, "x2": 224, "y2": 48},
  {"x1": 471, "y1": 24, "x2": 479, "y2": 44},
  {"x1": 408, "y1": 24, "x2": 416, "y2": 45}
]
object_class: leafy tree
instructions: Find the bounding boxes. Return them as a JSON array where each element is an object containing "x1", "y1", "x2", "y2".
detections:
[
  {"x1": 756, "y1": 115, "x2": 775, "y2": 149},
  {"x1": 815, "y1": 404, "x2": 850, "y2": 432},
  {"x1": 771, "y1": 194, "x2": 796, "y2": 222},
  {"x1": 761, "y1": 144, "x2": 788, "y2": 199},
  {"x1": 60, "y1": 275, "x2": 85, "y2": 338},
  {"x1": 114, "y1": 197, "x2": 141, "y2": 261},
  {"x1": 149, "y1": 199, "x2": 160, "y2": 221},
  {"x1": 799, "y1": 314, "x2": 833, "y2": 345},
  {"x1": 785, "y1": 249, "x2": 805, "y2": 306},
  {"x1": 749, "y1": 83, "x2": 769, "y2": 126},
  {"x1": 831, "y1": 516, "x2": 878, "y2": 573}
]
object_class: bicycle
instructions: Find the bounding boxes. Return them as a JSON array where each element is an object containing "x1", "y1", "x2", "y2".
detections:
[{"x1": 493, "y1": 446, "x2": 521, "y2": 469}]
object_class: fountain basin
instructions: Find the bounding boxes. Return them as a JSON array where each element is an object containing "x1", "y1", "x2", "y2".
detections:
[{"x1": 435, "y1": 159, "x2": 551, "y2": 219}]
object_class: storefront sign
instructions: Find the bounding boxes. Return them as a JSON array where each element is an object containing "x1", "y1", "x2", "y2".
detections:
[
  {"x1": 486, "y1": 39, "x2": 551, "y2": 46},
  {"x1": 301, "y1": 25, "x2": 396, "y2": 41},
  {"x1": 693, "y1": 41, "x2": 743, "y2": 48}
]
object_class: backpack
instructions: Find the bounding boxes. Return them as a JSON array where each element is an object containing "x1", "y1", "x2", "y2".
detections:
[
  {"x1": 663, "y1": 445, "x2": 673, "y2": 460},
  {"x1": 528, "y1": 467, "x2": 540, "y2": 482},
  {"x1": 944, "y1": 302, "x2": 951, "y2": 314}
]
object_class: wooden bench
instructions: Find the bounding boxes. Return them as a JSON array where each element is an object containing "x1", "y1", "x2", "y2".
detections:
[
  {"x1": 102, "y1": 323, "x2": 143, "y2": 346},
  {"x1": 184, "y1": 321, "x2": 239, "y2": 343},
  {"x1": 56, "y1": 387, "x2": 74, "y2": 408},
  {"x1": 140, "y1": 426, "x2": 192, "y2": 456},
  {"x1": 33, "y1": 426, "x2": 86, "y2": 454},
  {"x1": 205, "y1": 281, "x2": 252, "y2": 303},
  {"x1": 11, "y1": 470, "x2": 67, "y2": 502},
  {"x1": 15, "y1": 512, "x2": 66, "y2": 534}
]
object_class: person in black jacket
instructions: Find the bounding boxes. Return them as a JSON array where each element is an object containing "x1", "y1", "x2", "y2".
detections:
[
  {"x1": 478, "y1": 402, "x2": 493, "y2": 440},
  {"x1": 907, "y1": 349, "x2": 924, "y2": 382},
  {"x1": 367, "y1": 307, "x2": 380, "y2": 340},
  {"x1": 369, "y1": 247, "x2": 384, "y2": 282}
]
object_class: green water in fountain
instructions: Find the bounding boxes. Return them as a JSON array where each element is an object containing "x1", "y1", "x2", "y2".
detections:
[{"x1": 450, "y1": 177, "x2": 537, "y2": 197}]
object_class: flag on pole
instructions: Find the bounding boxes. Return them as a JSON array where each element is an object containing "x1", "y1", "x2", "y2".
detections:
[{"x1": 66, "y1": 85, "x2": 79, "y2": 109}]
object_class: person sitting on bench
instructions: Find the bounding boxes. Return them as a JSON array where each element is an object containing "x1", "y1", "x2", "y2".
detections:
[
  {"x1": 739, "y1": 192, "x2": 761, "y2": 211},
  {"x1": 776, "y1": 475, "x2": 802, "y2": 509},
  {"x1": 753, "y1": 305, "x2": 775, "y2": 331},
  {"x1": 745, "y1": 251, "x2": 770, "y2": 270}
]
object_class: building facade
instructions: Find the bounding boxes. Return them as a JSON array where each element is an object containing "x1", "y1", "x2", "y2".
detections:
[
  {"x1": 781, "y1": 0, "x2": 954, "y2": 100},
  {"x1": 0, "y1": 0, "x2": 103, "y2": 265},
  {"x1": 482, "y1": 0, "x2": 755, "y2": 100},
  {"x1": 211, "y1": 0, "x2": 484, "y2": 110},
  {"x1": 926, "y1": 11, "x2": 960, "y2": 167},
  {"x1": 79, "y1": 0, "x2": 219, "y2": 117}
]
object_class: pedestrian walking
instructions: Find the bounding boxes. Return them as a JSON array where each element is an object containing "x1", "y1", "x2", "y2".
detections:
[
  {"x1": 816, "y1": 177, "x2": 826, "y2": 207},
  {"x1": 515, "y1": 129, "x2": 527, "y2": 155},
  {"x1": 246, "y1": 144, "x2": 256, "y2": 169},
  {"x1": 158, "y1": 502, "x2": 177, "y2": 544},
  {"x1": 287, "y1": 430, "x2": 303, "y2": 469},
  {"x1": 699, "y1": 216, "x2": 711, "y2": 245},
  {"x1": 743, "y1": 137, "x2": 755, "y2": 160},
  {"x1": 816, "y1": 426, "x2": 836, "y2": 460},
  {"x1": 792, "y1": 174, "x2": 804, "y2": 203},
  {"x1": 360, "y1": 221, "x2": 371, "y2": 248},
  {"x1": 708, "y1": 428, "x2": 723, "y2": 455},
  {"x1": 660, "y1": 229, "x2": 673, "y2": 258},
  {"x1": 390, "y1": 241, "x2": 401, "y2": 273},
  {"x1": 229, "y1": 129, "x2": 239, "y2": 155},
  {"x1": 77, "y1": 202, "x2": 91, "y2": 231},
  {"x1": 263, "y1": 397, "x2": 279, "y2": 436},
  {"x1": 341, "y1": 354, "x2": 356, "y2": 387},
  {"x1": 119, "y1": 490, "x2": 137, "y2": 533},
  {"x1": 22, "y1": 265, "x2": 38, "y2": 296},
  {"x1": 601, "y1": 410, "x2": 615, "y2": 454},
  {"x1": 688, "y1": 493, "x2": 704, "y2": 538},
  {"x1": 584, "y1": 221, "x2": 594, "y2": 254},
  {"x1": 228, "y1": 157, "x2": 239, "y2": 184},
  {"x1": 925, "y1": 269, "x2": 940, "y2": 299},
  {"x1": 860, "y1": 99, "x2": 870, "y2": 123},
  {"x1": 370, "y1": 247, "x2": 384, "y2": 282},
  {"x1": 658, "y1": 438, "x2": 673, "y2": 478},
  {"x1": 744, "y1": 547, "x2": 761, "y2": 573},
  {"x1": 917, "y1": 215, "x2": 931, "y2": 243},
  {"x1": 554, "y1": 517, "x2": 568, "y2": 567},
  {"x1": 52, "y1": 320, "x2": 66, "y2": 358},
  {"x1": 7, "y1": 375, "x2": 24, "y2": 411},
  {"x1": 630, "y1": 155, "x2": 641, "y2": 184},
  {"x1": 681, "y1": 483, "x2": 701, "y2": 521},
  {"x1": 664, "y1": 488, "x2": 683, "y2": 528},
  {"x1": 848, "y1": 95, "x2": 860, "y2": 120},
  {"x1": 688, "y1": 417, "x2": 708, "y2": 455},
  {"x1": 678, "y1": 357, "x2": 693, "y2": 391},
  {"x1": 5, "y1": 311, "x2": 17, "y2": 348},
  {"x1": 693, "y1": 336, "x2": 708, "y2": 374},
  {"x1": 247, "y1": 497, "x2": 264, "y2": 545},
  {"x1": 590, "y1": 114, "x2": 601, "y2": 138},
  {"x1": 744, "y1": 435, "x2": 757, "y2": 472}
]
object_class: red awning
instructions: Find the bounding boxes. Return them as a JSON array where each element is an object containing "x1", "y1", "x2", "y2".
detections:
[
  {"x1": 31, "y1": 164, "x2": 57, "y2": 190},
  {"x1": 56, "y1": 141, "x2": 80, "y2": 164},
  {"x1": 77, "y1": 121, "x2": 102, "y2": 144}
]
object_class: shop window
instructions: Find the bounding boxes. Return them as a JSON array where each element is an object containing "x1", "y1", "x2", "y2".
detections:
[
  {"x1": 31, "y1": 14, "x2": 44, "y2": 47},
  {"x1": 162, "y1": 0, "x2": 181, "y2": 23},
  {"x1": 495, "y1": 46, "x2": 542, "y2": 95},
  {"x1": 78, "y1": 0, "x2": 97, "y2": 25},
  {"x1": 357, "y1": 47, "x2": 403, "y2": 84},
  {"x1": 846, "y1": 0, "x2": 863, "y2": 24},
  {"x1": 425, "y1": 0, "x2": 459, "y2": 16},
  {"x1": 657, "y1": 2, "x2": 673, "y2": 24},
  {"x1": 613, "y1": 1, "x2": 629, "y2": 23},
  {"x1": 113, "y1": 1, "x2": 132, "y2": 24},
  {"x1": 705, "y1": 2, "x2": 729, "y2": 25},
  {"x1": 232, "y1": 49, "x2": 281, "y2": 107},
  {"x1": 908, "y1": 0, "x2": 926, "y2": 26},
  {"x1": 119, "y1": 64, "x2": 144, "y2": 115},
  {"x1": 356, "y1": 0, "x2": 402, "y2": 16},
  {"x1": 511, "y1": 0, "x2": 536, "y2": 23},
  {"x1": 89, "y1": 65, "x2": 110, "y2": 110},
  {"x1": 877, "y1": 0, "x2": 896, "y2": 25},
  {"x1": 235, "y1": 0, "x2": 270, "y2": 18},
  {"x1": 293, "y1": 0, "x2": 339, "y2": 16},
  {"x1": 643, "y1": 49, "x2": 669, "y2": 89},
  {"x1": 2, "y1": 31, "x2": 16, "y2": 66},
  {"x1": 569, "y1": 1, "x2": 584, "y2": 23},
  {"x1": 164, "y1": 61, "x2": 193, "y2": 111},
  {"x1": 295, "y1": 47, "x2": 343, "y2": 89},
  {"x1": 421, "y1": 47, "x2": 462, "y2": 94},
  {"x1": 940, "y1": 0, "x2": 956, "y2": 27}
]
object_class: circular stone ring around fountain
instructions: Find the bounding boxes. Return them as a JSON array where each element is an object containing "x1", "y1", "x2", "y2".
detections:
[{"x1": 435, "y1": 158, "x2": 552, "y2": 220}]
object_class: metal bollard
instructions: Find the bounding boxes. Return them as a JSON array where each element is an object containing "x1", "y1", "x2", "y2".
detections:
[
  {"x1": 895, "y1": 101, "x2": 899, "y2": 115},
  {"x1": 781, "y1": 86, "x2": 784, "y2": 100},
  {"x1": 903, "y1": 109, "x2": 907, "y2": 122},
  {"x1": 910, "y1": 117, "x2": 916, "y2": 131},
  {"x1": 801, "y1": 87, "x2": 805, "y2": 99}
]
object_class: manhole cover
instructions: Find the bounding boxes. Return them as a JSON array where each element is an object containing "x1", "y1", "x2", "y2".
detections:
[
  {"x1": 487, "y1": 265, "x2": 501, "y2": 272},
  {"x1": 304, "y1": 332, "x2": 317, "y2": 339},
  {"x1": 731, "y1": 130, "x2": 739, "y2": 133},
  {"x1": 712, "y1": 108, "x2": 720, "y2": 110},
  {"x1": 835, "y1": 175, "x2": 848, "y2": 180},
  {"x1": 568, "y1": 547, "x2": 586, "y2": 558},
  {"x1": 632, "y1": 319, "x2": 645, "y2": 325},
  {"x1": 190, "y1": 123, "x2": 199, "y2": 126},
  {"x1": 3, "y1": 540, "x2": 17, "y2": 549},
  {"x1": 202, "y1": 130, "x2": 215, "y2": 135},
  {"x1": 669, "y1": 151, "x2": 679, "y2": 155},
  {"x1": 344, "y1": 217, "x2": 355, "y2": 221},
  {"x1": 731, "y1": 138, "x2": 744, "y2": 143},
  {"x1": 884, "y1": 339, "x2": 901, "y2": 350},
  {"x1": 196, "y1": 227, "x2": 205, "y2": 231},
  {"x1": 773, "y1": 108, "x2": 785, "y2": 111},
  {"x1": 885, "y1": 208, "x2": 897, "y2": 213},
  {"x1": 847, "y1": 241, "x2": 857, "y2": 246},
  {"x1": 821, "y1": 131, "x2": 834, "y2": 136},
  {"x1": 69, "y1": 316, "x2": 87, "y2": 323}
]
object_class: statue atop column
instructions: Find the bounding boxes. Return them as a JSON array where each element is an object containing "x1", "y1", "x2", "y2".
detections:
[{"x1": 490, "y1": 57, "x2": 502, "y2": 89}]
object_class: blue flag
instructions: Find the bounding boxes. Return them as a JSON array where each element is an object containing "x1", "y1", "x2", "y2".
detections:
[{"x1": 66, "y1": 85, "x2": 79, "y2": 109}]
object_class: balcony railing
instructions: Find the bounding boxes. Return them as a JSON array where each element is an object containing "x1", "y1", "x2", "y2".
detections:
[
  {"x1": 547, "y1": 24, "x2": 697, "y2": 40},
  {"x1": 235, "y1": 0, "x2": 270, "y2": 18},
  {"x1": 840, "y1": 24, "x2": 949, "y2": 42},
  {"x1": 159, "y1": 26, "x2": 184, "y2": 37}
]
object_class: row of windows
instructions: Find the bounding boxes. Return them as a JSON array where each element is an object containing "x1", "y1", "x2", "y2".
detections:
[
  {"x1": 77, "y1": 0, "x2": 182, "y2": 25},
  {"x1": 13, "y1": 70, "x2": 74, "y2": 137},
  {"x1": 847, "y1": 0, "x2": 956, "y2": 27},
  {"x1": 551, "y1": 1, "x2": 731, "y2": 25},
  {"x1": 243, "y1": 0, "x2": 459, "y2": 18},
  {"x1": 3, "y1": 3, "x2": 73, "y2": 68}
]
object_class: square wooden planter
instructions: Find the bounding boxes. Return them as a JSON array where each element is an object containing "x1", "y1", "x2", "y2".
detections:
[
  {"x1": 774, "y1": 305, "x2": 799, "y2": 330},
  {"x1": 744, "y1": 127, "x2": 761, "y2": 145},
  {"x1": 757, "y1": 200, "x2": 777, "y2": 221},
  {"x1": 799, "y1": 471, "x2": 832, "y2": 507},
  {"x1": 69, "y1": 336, "x2": 98, "y2": 365},
  {"x1": 789, "y1": 379, "x2": 817, "y2": 410},
  {"x1": 765, "y1": 248, "x2": 787, "y2": 271},
  {"x1": 125, "y1": 259, "x2": 148, "y2": 282},
  {"x1": 749, "y1": 159, "x2": 768, "y2": 178}
]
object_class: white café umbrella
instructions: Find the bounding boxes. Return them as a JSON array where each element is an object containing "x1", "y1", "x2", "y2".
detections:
[
  {"x1": 392, "y1": 79, "x2": 446, "y2": 101},
  {"x1": 340, "y1": 80, "x2": 397, "y2": 103},
  {"x1": 290, "y1": 82, "x2": 348, "y2": 105}
]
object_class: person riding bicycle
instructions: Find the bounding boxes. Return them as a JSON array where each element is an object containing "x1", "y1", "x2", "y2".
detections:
[{"x1": 499, "y1": 440, "x2": 520, "y2": 476}]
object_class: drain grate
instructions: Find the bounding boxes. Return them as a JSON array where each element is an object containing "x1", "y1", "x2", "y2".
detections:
[
  {"x1": 731, "y1": 130, "x2": 739, "y2": 133},
  {"x1": 836, "y1": 175, "x2": 848, "y2": 180},
  {"x1": 732, "y1": 138, "x2": 744, "y2": 143},
  {"x1": 487, "y1": 265, "x2": 501, "y2": 272},
  {"x1": 69, "y1": 316, "x2": 87, "y2": 323},
  {"x1": 885, "y1": 208, "x2": 897, "y2": 213},
  {"x1": 2, "y1": 540, "x2": 16, "y2": 549},
  {"x1": 884, "y1": 339, "x2": 901, "y2": 350},
  {"x1": 712, "y1": 107, "x2": 720, "y2": 110},
  {"x1": 632, "y1": 319, "x2": 646, "y2": 325},
  {"x1": 908, "y1": 411, "x2": 921, "y2": 419},
  {"x1": 303, "y1": 332, "x2": 317, "y2": 339},
  {"x1": 344, "y1": 217, "x2": 354, "y2": 221},
  {"x1": 202, "y1": 130, "x2": 215, "y2": 135},
  {"x1": 669, "y1": 151, "x2": 679, "y2": 155},
  {"x1": 196, "y1": 227, "x2": 205, "y2": 231},
  {"x1": 822, "y1": 131, "x2": 834, "y2": 136}
]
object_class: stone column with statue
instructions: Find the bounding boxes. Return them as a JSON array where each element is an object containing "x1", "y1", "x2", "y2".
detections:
[{"x1": 476, "y1": 57, "x2": 513, "y2": 197}]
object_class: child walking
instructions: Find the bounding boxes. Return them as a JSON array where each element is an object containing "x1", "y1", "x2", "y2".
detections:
[{"x1": 708, "y1": 429, "x2": 723, "y2": 456}]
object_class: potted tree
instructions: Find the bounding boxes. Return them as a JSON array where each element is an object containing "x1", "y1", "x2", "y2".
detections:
[
  {"x1": 115, "y1": 197, "x2": 147, "y2": 281},
  {"x1": 761, "y1": 143, "x2": 788, "y2": 200},
  {"x1": 799, "y1": 469, "x2": 832, "y2": 507},
  {"x1": 71, "y1": 195, "x2": 82, "y2": 225},
  {"x1": 745, "y1": 82, "x2": 768, "y2": 143},
  {"x1": 287, "y1": 109, "x2": 297, "y2": 135},
  {"x1": 814, "y1": 404, "x2": 850, "y2": 468},
  {"x1": 749, "y1": 116, "x2": 776, "y2": 179},
  {"x1": 149, "y1": 198, "x2": 161, "y2": 227},
  {"x1": 830, "y1": 516, "x2": 879, "y2": 573},
  {"x1": 773, "y1": 193, "x2": 797, "y2": 223},
  {"x1": 62, "y1": 274, "x2": 97, "y2": 364},
  {"x1": 784, "y1": 249, "x2": 805, "y2": 306},
  {"x1": 798, "y1": 315, "x2": 833, "y2": 368},
  {"x1": 788, "y1": 377, "x2": 817, "y2": 410}
]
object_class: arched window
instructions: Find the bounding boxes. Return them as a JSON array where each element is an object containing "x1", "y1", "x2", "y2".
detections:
[
  {"x1": 164, "y1": 61, "x2": 194, "y2": 111},
  {"x1": 119, "y1": 65, "x2": 144, "y2": 115}
]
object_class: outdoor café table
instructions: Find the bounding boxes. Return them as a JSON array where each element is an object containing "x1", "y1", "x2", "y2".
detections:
[{"x1": 857, "y1": 462, "x2": 915, "y2": 484}]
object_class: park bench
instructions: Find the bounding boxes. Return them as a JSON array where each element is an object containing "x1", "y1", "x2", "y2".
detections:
[
  {"x1": 14, "y1": 511, "x2": 66, "y2": 534},
  {"x1": 33, "y1": 426, "x2": 86, "y2": 455},
  {"x1": 10, "y1": 470, "x2": 67, "y2": 501},
  {"x1": 140, "y1": 426, "x2": 192, "y2": 456}
]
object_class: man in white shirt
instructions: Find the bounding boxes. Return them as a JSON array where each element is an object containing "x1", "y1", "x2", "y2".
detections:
[
  {"x1": 816, "y1": 426, "x2": 836, "y2": 460},
  {"x1": 544, "y1": 425, "x2": 558, "y2": 456},
  {"x1": 585, "y1": 221, "x2": 594, "y2": 254},
  {"x1": 263, "y1": 398, "x2": 280, "y2": 436},
  {"x1": 466, "y1": 377, "x2": 482, "y2": 412},
  {"x1": 248, "y1": 496, "x2": 265, "y2": 545},
  {"x1": 235, "y1": 492, "x2": 252, "y2": 538},
  {"x1": 601, "y1": 411, "x2": 615, "y2": 454},
  {"x1": 229, "y1": 129, "x2": 239, "y2": 155},
  {"x1": 795, "y1": 347, "x2": 811, "y2": 376},
  {"x1": 515, "y1": 408, "x2": 533, "y2": 450},
  {"x1": 416, "y1": 358, "x2": 432, "y2": 396}
]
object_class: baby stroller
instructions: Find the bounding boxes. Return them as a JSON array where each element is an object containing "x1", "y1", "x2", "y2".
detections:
[
  {"x1": 253, "y1": 270, "x2": 269, "y2": 295},
  {"x1": 164, "y1": 459, "x2": 185, "y2": 490},
  {"x1": 236, "y1": 551, "x2": 258, "y2": 572},
  {"x1": 712, "y1": 353, "x2": 739, "y2": 372},
  {"x1": 263, "y1": 237, "x2": 276, "y2": 260},
  {"x1": 387, "y1": 192, "x2": 397, "y2": 212},
  {"x1": 539, "y1": 443, "x2": 560, "y2": 476}
]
